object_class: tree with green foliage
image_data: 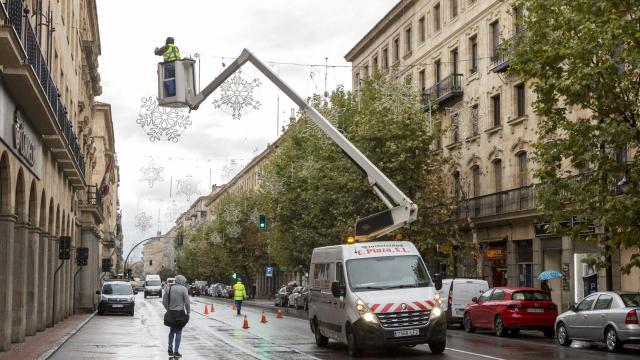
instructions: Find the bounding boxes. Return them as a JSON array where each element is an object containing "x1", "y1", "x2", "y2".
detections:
[
  {"x1": 260, "y1": 75, "x2": 458, "y2": 271},
  {"x1": 509, "y1": 0, "x2": 640, "y2": 274}
]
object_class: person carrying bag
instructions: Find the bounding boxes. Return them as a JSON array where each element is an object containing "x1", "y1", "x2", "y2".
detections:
[{"x1": 163, "y1": 275, "x2": 190, "y2": 358}]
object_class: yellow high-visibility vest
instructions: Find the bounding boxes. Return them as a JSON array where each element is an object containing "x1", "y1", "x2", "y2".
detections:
[
  {"x1": 163, "y1": 44, "x2": 180, "y2": 62},
  {"x1": 233, "y1": 282, "x2": 246, "y2": 300}
]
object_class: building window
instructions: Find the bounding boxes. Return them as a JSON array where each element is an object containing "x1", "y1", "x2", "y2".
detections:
[
  {"x1": 450, "y1": 47, "x2": 458, "y2": 75},
  {"x1": 149, "y1": 260, "x2": 153, "y2": 266},
  {"x1": 453, "y1": 170, "x2": 461, "y2": 199},
  {"x1": 517, "y1": 152, "x2": 528, "y2": 186},
  {"x1": 491, "y1": 20, "x2": 500, "y2": 60},
  {"x1": 494, "y1": 160, "x2": 502, "y2": 192},
  {"x1": 470, "y1": 35, "x2": 478, "y2": 74},
  {"x1": 382, "y1": 47, "x2": 389, "y2": 70},
  {"x1": 513, "y1": 6, "x2": 524, "y2": 34},
  {"x1": 434, "y1": 59, "x2": 441, "y2": 83},
  {"x1": 433, "y1": 3, "x2": 441, "y2": 32},
  {"x1": 372, "y1": 55, "x2": 378, "y2": 71},
  {"x1": 419, "y1": 69, "x2": 426, "y2": 91},
  {"x1": 472, "y1": 165, "x2": 481, "y2": 197},
  {"x1": 515, "y1": 83, "x2": 525, "y2": 118},
  {"x1": 470, "y1": 104, "x2": 479, "y2": 136},
  {"x1": 451, "y1": 0, "x2": 458, "y2": 18},
  {"x1": 393, "y1": 37, "x2": 400, "y2": 63},
  {"x1": 451, "y1": 113, "x2": 460, "y2": 143},
  {"x1": 491, "y1": 94, "x2": 501, "y2": 127},
  {"x1": 355, "y1": 72, "x2": 361, "y2": 91},
  {"x1": 405, "y1": 27, "x2": 412, "y2": 55},
  {"x1": 418, "y1": 16, "x2": 426, "y2": 43}
]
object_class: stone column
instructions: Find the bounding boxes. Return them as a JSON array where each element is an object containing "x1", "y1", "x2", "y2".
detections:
[
  {"x1": 78, "y1": 228, "x2": 99, "y2": 312},
  {"x1": 506, "y1": 239, "x2": 518, "y2": 286},
  {"x1": 0, "y1": 214, "x2": 16, "y2": 351},
  {"x1": 532, "y1": 237, "x2": 543, "y2": 288},
  {"x1": 11, "y1": 222, "x2": 28, "y2": 343},
  {"x1": 561, "y1": 236, "x2": 574, "y2": 312},
  {"x1": 37, "y1": 231, "x2": 48, "y2": 331},
  {"x1": 25, "y1": 226, "x2": 40, "y2": 336},
  {"x1": 46, "y1": 236, "x2": 55, "y2": 327}
]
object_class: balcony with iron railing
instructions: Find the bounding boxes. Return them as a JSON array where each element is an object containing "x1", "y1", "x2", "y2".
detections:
[
  {"x1": 0, "y1": 0, "x2": 86, "y2": 184},
  {"x1": 79, "y1": 185, "x2": 104, "y2": 223},
  {"x1": 422, "y1": 73, "x2": 463, "y2": 111},
  {"x1": 455, "y1": 185, "x2": 536, "y2": 221},
  {"x1": 490, "y1": 32, "x2": 523, "y2": 73}
]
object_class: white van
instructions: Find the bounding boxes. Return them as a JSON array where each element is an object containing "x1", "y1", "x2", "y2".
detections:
[
  {"x1": 441, "y1": 278, "x2": 489, "y2": 325},
  {"x1": 144, "y1": 274, "x2": 162, "y2": 298},
  {"x1": 308, "y1": 241, "x2": 447, "y2": 357}
]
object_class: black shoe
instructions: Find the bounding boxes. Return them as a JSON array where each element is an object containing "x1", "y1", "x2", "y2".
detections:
[
  {"x1": 173, "y1": 352, "x2": 182, "y2": 358},
  {"x1": 168, "y1": 348, "x2": 173, "y2": 355}
]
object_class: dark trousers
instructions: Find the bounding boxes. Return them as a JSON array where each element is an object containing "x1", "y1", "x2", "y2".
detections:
[
  {"x1": 235, "y1": 300, "x2": 242, "y2": 315},
  {"x1": 168, "y1": 326, "x2": 182, "y2": 352}
]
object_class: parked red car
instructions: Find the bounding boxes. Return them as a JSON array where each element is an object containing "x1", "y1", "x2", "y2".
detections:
[{"x1": 463, "y1": 287, "x2": 558, "y2": 338}]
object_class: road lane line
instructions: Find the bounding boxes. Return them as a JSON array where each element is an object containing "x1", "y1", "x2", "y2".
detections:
[{"x1": 446, "y1": 347, "x2": 507, "y2": 360}]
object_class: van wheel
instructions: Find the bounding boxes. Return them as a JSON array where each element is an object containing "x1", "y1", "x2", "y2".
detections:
[
  {"x1": 463, "y1": 313, "x2": 475, "y2": 333},
  {"x1": 313, "y1": 319, "x2": 328, "y2": 347},
  {"x1": 347, "y1": 328, "x2": 361, "y2": 357},
  {"x1": 429, "y1": 340, "x2": 446, "y2": 354}
]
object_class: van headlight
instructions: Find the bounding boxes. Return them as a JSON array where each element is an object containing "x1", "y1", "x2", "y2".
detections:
[
  {"x1": 355, "y1": 298, "x2": 377, "y2": 323},
  {"x1": 430, "y1": 306, "x2": 443, "y2": 319}
]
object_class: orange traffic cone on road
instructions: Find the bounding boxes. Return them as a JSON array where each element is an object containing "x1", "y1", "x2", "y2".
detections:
[
  {"x1": 277, "y1": 309, "x2": 283, "y2": 319},
  {"x1": 232, "y1": 302, "x2": 237, "y2": 311},
  {"x1": 204, "y1": 305, "x2": 209, "y2": 315},
  {"x1": 242, "y1": 315, "x2": 250, "y2": 329},
  {"x1": 260, "y1": 310, "x2": 268, "y2": 323},
  {"x1": 210, "y1": 304, "x2": 215, "y2": 313}
]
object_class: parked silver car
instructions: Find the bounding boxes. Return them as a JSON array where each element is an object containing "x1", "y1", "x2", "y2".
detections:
[{"x1": 555, "y1": 291, "x2": 640, "y2": 352}]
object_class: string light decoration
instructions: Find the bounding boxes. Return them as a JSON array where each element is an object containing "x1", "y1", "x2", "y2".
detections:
[
  {"x1": 134, "y1": 211, "x2": 153, "y2": 233},
  {"x1": 176, "y1": 175, "x2": 201, "y2": 201},
  {"x1": 139, "y1": 157, "x2": 165, "y2": 188},
  {"x1": 212, "y1": 69, "x2": 261, "y2": 120},
  {"x1": 222, "y1": 159, "x2": 243, "y2": 182},
  {"x1": 137, "y1": 96, "x2": 192, "y2": 142}
]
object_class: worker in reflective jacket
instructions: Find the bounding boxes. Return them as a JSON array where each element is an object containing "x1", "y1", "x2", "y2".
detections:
[
  {"x1": 154, "y1": 37, "x2": 180, "y2": 96},
  {"x1": 233, "y1": 278, "x2": 247, "y2": 315}
]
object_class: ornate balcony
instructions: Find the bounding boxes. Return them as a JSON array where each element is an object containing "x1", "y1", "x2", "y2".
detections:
[
  {"x1": 491, "y1": 33, "x2": 522, "y2": 73},
  {"x1": 455, "y1": 185, "x2": 535, "y2": 221},
  {"x1": 79, "y1": 185, "x2": 104, "y2": 223},
  {"x1": 422, "y1": 74, "x2": 463, "y2": 111}
]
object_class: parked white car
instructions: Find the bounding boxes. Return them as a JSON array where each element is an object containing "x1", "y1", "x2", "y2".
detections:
[{"x1": 441, "y1": 278, "x2": 489, "y2": 325}]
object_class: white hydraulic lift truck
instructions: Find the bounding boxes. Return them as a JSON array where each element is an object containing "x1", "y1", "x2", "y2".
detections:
[{"x1": 157, "y1": 49, "x2": 417, "y2": 241}]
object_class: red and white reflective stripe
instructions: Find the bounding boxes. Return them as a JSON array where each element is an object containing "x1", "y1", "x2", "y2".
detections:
[{"x1": 370, "y1": 300, "x2": 436, "y2": 313}]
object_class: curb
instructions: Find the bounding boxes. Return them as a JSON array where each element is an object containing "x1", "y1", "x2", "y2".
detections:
[{"x1": 39, "y1": 312, "x2": 96, "y2": 360}]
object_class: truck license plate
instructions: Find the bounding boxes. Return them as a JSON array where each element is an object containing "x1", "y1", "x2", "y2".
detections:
[
  {"x1": 527, "y1": 308, "x2": 543, "y2": 313},
  {"x1": 394, "y1": 329, "x2": 419, "y2": 337},
  {"x1": 112, "y1": 304, "x2": 123, "y2": 308}
]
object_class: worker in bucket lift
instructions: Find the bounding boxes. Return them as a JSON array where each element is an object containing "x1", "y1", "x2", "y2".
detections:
[{"x1": 154, "y1": 37, "x2": 180, "y2": 96}]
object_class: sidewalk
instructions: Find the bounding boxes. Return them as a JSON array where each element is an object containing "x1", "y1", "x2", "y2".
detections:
[{"x1": 0, "y1": 313, "x2": 94, "y2": 360}]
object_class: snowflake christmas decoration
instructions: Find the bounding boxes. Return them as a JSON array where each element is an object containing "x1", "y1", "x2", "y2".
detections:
[
  {"x1": 212, "y1": 69, "x2": 261, "y2": 120},
  {"x1": 226, "y1": 224, "x2": 241, "y2": 238},
  {"x1": 443, "y1": 100, "x2": 485, "y2": 142},
  {"x1": 134, "y1": 211, "x2": 152, "y2": 233},
  {"x1": 301, "y1": 107, "x2": 345, "y2": 145},
  {"x1": 137, "y1": 96, "x2": 192, "y2": 142},
  {"x1": 222, "y1": 160, "x2": 243, "y2": 182},
  {"x1": 376, "y1": 80, "x2": 416, "y2": 121},
  {"x1": 249, "y1": 209, "x2": 260, "y2": 226},
  {"x1": 223, "y1": 204, "x2": 242, "y2": 224},
  {"x1": 176, "y1": 175, "x2": 200, "y2": 201},
  {"x1": 139, "y1": 158, "x2": 164, "y2": 188},
  {"x1": 165, "y1": 201, "x2": 185, "y2": 222}
]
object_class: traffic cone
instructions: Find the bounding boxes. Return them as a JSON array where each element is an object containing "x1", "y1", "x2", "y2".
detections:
[
  {"x1": 277, "y1": 309, "x2": 283, "y2": 319},
  {"x1": 242, "y1": 315, "x2": 250, "y2": 329},
  {"x1": 232, "y1": 302, "x2": 237, "y2": 311},
  {"x1": 204, "y1": 305, "x2": 209, "y2": 315},
  {"x1": 260, "y1": 310, "x2": 268, "y2": 323},
  {"x1": 210, "y1": 304, "x2": 215, "y2": 313}
]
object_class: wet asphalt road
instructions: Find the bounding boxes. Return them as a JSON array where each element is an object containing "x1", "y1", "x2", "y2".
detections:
[{"x1": 50, "y1": 293, "x2": 640, "y2": 359}]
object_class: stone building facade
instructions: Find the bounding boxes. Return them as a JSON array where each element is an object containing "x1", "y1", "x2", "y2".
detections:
[
  {"x1": 142, "y1": 231, "x2": 176, "y2": 276},
  {"x1": 345, "y1": 0, "x2": 639, "y2": 310},
  {"x1": 0, "y1": 0, "x2": 121, "y2": 351}
]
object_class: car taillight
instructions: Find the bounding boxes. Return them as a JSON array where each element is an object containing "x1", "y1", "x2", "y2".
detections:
[
  {"x1": 548, "y1": 303, "x2": 558, "y2": 311},
  {"x1": 625, "y1": 310, "x2": 639, "y2": 324},
  {"x1": 448, "y1": 291, "x2": 453, "y2": 307}
]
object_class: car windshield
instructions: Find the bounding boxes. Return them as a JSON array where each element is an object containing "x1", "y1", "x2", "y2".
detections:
[
  {"x1": 347, "y1": 255, "x2": 431, "y2": 291},
  {"x1": 620, "y1": 293, "x2": 640, "y2": 307},
  {"x1": 146, "y1": 280, "x2": 161, "y2": 286},
  {"x1": 103, "y1": 283, "x2": 132, "y2": 295},
  {"x1": 512, "y1": 291, "x2": 551, "y2": 301}
]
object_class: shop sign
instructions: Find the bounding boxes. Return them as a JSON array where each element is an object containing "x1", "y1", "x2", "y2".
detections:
[
  {"x1": 562, "y1": 263, "x2": 570, "y2": 291},
  {"x1": 13, "y1": 118, "x2": 35, "y2": 166},
  {"x1": 486, "y1": 248, "x2": 505, "y2": 259},
  {"x1": 0, "y1": 106, "x2": 42, "y2": 178}
]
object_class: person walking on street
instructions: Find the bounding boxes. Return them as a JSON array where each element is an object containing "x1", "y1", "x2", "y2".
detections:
[
  {"x1": 233, "y1": 277, "x2": 247, "y2": 315},
  {"x1": 154, "y1": 36, "x2": 181, "y2": 96},
  {"x1": 541, "y1": 279, "x2": 552, "y2": 297},
  {"x1": 163, "y1": 275, "x2": 190, "y2": 358}
]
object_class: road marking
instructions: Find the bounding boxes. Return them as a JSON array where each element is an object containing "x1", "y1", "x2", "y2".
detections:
[{"x1": 446, "y1": 347, "x2": 507, "y2": 360}]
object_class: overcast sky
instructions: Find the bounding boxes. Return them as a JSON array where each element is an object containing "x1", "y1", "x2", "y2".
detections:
[{"x1": 95, "y1": 0, "x2": 398, "y2": 260}]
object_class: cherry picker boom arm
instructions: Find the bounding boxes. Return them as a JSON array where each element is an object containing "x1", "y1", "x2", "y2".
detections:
[{"x1": 184, "y1": 49, "x2": 417, "y2": 240}]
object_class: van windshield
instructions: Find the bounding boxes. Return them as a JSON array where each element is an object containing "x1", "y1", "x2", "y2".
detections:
[
  {"x1": 347, "y1": 255, "x2": 432, "y2": 291},
  {"x1": 102, "y1": 283, "x2": 133, "y2": 295},
  {"x1": 146, "y1": 280, "x2": 161, "y2": 286}
]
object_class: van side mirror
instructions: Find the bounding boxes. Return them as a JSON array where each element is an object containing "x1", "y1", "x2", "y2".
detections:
[
  {"x1": 471, "y1": 297, "x2": 478, "y2": 303},
  {"x1": 434, "y1": 273, "x2": 443, "y2": 291},
  {"x1": 95, "y1": 290, "x2": 101, "y2": 295},
  {"x1": 331, "y1": 281, "x2": 346, "y2": 298}
]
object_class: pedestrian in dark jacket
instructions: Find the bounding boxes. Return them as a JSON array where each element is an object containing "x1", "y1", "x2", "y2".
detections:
[
  {"x1": 541, "y1": 280, "x2": 552, "y2": 297},
  {"x1": 163, "y1": 274, "x2": 190, "y2": 358}
]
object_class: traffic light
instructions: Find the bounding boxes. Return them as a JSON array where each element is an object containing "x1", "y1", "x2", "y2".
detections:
[
  {"x1": 76, "y1": 247, "x2": 89, "y2": 266},
  {"x1": 58, "y1": 236, "x2": 71, "y2": 260},
  {"x1": 126, "y1": 268, "x2": 133, "y2": 279},
  {"x1": 258, "y1": 214, "x2": 267, "y2": 230},
  {"x1": 101, "y1": 258, "x2": 112, "y2": 273}
]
